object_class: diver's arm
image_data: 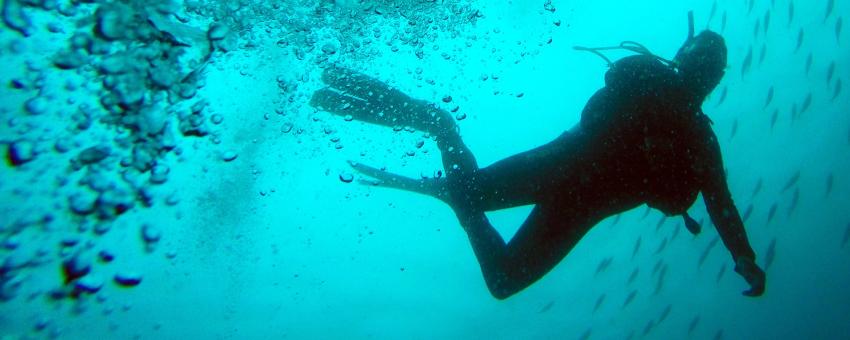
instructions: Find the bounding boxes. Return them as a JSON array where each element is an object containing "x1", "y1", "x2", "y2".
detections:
[
  {"x1": 701, "y1": 126, "x2": 765, "y2": 296},
  {"x1": 701, "y1": 130, "x2": 755, "y2": 262}
]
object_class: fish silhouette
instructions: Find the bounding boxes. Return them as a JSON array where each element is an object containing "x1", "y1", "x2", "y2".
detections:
[
  {"x1": 688, "y1": 316, "x2": 701, "y2": 335},
  {"x1": 627, "y1": 267, "x2": 639, "y2": 285},
  {"x1": 751, "y1": 178, "x2": 763, "y2": 198},
  {"x1": 622, "y1": 290, "x2": 637, "y2": 309},
  {"x1": 825, "y1": 173, "x2": 834, "y2": 197},
  {"x1": 699, "y1": 237, "x2": 721, "y2": 268},
  {"x1": 767, "y1": 203, "x2": 778, "y2": 224},
  {"x1": 764, "y1": 238, "x2": 777, "y2": 271},
  {"x1": 770, "y1": 109, "x2": 779, "y2": 130},
  {"x1": 764, "y1": 86, "x2": 774, "y2": 109},
  {"x1": 781, "y1": 170, "x2": 800, "y2": 193},
  {"x1": 805, "y1": 53, "x2": 813, "y2": 75},
  {"x1": 794, "y1": 29, "x2": 804, "y2": 53},
  {"x1": 653, "y1": 237, "x2": 668, "y2": 255},
  {"x1": 742, "y1": 47, "x2": 754, "y2": 77},
  {"x1": 632, "y1": 237, "x2": 642, "y2": 259},
  {"x1": 833, "y1": 79, "x2": 843, "y2": 101},
  {"x1": 827, "y1": 62, "x2": 836, "y2": 84},
  {"x1": 825, "y1": 0, "x2": 835, "y2": 21},
  {"x1": 741, "y1": 204, "x2": 754, "y2": 223},
  {"x1": 657, "y1": 304, "x2": 672, "y2": 325},
  {"x1": 764, "y1": 10, "x2": 772, "y2": 34},
  {"x1": 593, "y1": 293, "x2": 606, "y2": 313},
  {"x1": 716, "y1": 263, "x2": 727, "y2": 283},
  {"x1": 787, "y1": 188, "x2": 800, "y2": 216},
  {"x1": 788, "y1": 2, "x2": 795, "y2": 27},
  {"x1": 716, "y1": 86, "x2": 728, "y2": 106}
]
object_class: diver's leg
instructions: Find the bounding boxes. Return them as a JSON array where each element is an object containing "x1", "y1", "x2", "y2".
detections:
[
  {"x1": 438, "y1": 128, "x2": 583, "y2": 211},
  {"x1": 455, "y1": 200, "x2": 602, "y2": 299}
]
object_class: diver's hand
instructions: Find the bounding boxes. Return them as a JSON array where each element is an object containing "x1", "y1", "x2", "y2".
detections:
[{"x1": 734, "y1": 256, "x2": 765, "y2": 297}]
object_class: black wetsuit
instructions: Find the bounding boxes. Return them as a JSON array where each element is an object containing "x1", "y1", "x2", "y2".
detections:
[
  {"x1": 311, "y1": 56, "x2": 759, "y2": 299},
  {"x1": 442, "y1": 55, "x2": 756, "y2": 297}
]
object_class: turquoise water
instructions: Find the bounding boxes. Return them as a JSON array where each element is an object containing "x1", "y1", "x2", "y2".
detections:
[{"x1": 1, "y1": 0, "x2": 848, "y2": 339}]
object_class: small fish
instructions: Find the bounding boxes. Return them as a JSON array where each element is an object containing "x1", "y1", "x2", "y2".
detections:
[
  {"x1": 753, "y1": 19, "x2": 761, "y2": 39},
  {"x1": 764, "y1": 86, "x2": 774, "y2": 109},
  {"x1": 655, "y1": 216, "x2": 666, "y2": 231},
  {"x1": 805, "y1": 53, "x2": 813, "y2": 75},
  {"x1": 699, "y1": 237, "x2": 720, "y2": 268},
  {"x1": 747, "y1": 0, "x2": 755, "y2": 15},
  {"x1": 794, "y1": 28, "x2": 804, "y2": 53},
  {"x1": 788, "y1": 2, "x2": 795, "y2": 27},
  {"x1": 730, "y1": 119, "x2": 738, "y2": 140},
  {"x1": 654, "y1": 237, "x2": 668, "y2": 255},
  {"x1": 742, "y1": 204, "x2": 754, "y2": 223},
  {"x1": 765, "y1": 238, "x2": 777, "y2": 271},
  {"x1": 841, "y1": 223, "x2": 850, "y2": 248},
  {"x1": 641, "y1": 205, "x2": 651, "y2": 219},
  {"x1": 742, "y1": 47, "x2": 754, "y2": 77},
  {"x1": 611, "y1": 213, "x2": 621, "y2": 226},
  {"x1": 593, "y1": 293, "x2": 606, "y2": 313},
  {"x1": 688, "y1": 316, "x2": 701, "y2": 335},
  {"x1": 538, "y1": 300, "x2": 555, "y2": 313},
  {"x1": 767, "y1": 203, "x2": 778, "y2": 224},
  {"x1": 652, "y1": 259, "x2": 664, "y2": 275},
  {"x1": 595, "y1": 257, "x2": 613, "y2": 275},
  {"x1": 827, "y1": 62, "x2": 836, "y2": 84},
  {"x1": 579, "y1": 328, "x2": 592, "y2": 340},
  {"x1": 800, "y1": 93, "x2": 812, "y2": 114},
  {"x1": 787, "y1": 187, "x2": 800, "y2": 216},
  {"x1": 622, "y1": 290, "x2": 637, "y2": 309},
  {"x1": 791, "y1": 103, "x2": 799, "y2": 121},
  {"x1": 709, "y1": 1, "x2": 718, "y2": 23},
  {"x1": 721, "y1": 11, "x2": 728, "y2": 32},
  {"x1": 751, "y1": 178, "x2": 763, "y2": 198},
  {"x1": 759, "y1": 44, "x2": 768, "y2": 65},
  {"x1": 764, "y1": 10, "x2": 771, "y2": 34},
  {"x1": 770, "y1": 109, "x2": 779, "y2": 130},
  {"x1": 716, "y1": 263, "x2": 727, "y2": 283},
  {"x1": 837, "y1": 17, "x2": 844, "y2": 41},
  {"x1": 716, "y1": 86, "x2": 728, "y2": 106},
  {"x1": 715, "y1": 329, "x2": 724, "y2": 340},
  {"x1": 657, "y1": 304, "x2": 672, "y2": 325},
  {"x1": 653, "y1": 265, "x2": 667, "y2": 295},
  {"x1": 825, "y1": 173, "x2": 834, "y2": 197},
  {"x1": 642, "y1": 319, "x2": 655, "y2": 336},
  {"x1": 826, "y1": 0, "x2": 835, "y2": 21},
  {"x1": 782, "y1": 170, "x2": 800, "y2": 193},
  {"x1": 671, "y1": 222, "x2": 681, "y2": 240},
  {"x1": 632, "y1": 237, "x2": 642, "y2": 259},
  {"x1": 833, "y1": 79, "x2": 843, "y2": 101},
  {"x1": 627, "y1": 267, "x2": 639, "y2": 285}
]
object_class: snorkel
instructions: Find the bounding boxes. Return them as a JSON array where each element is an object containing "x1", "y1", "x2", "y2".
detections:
[{"x1": 672, "y1": 11, "x2": 698, "y2": 69}]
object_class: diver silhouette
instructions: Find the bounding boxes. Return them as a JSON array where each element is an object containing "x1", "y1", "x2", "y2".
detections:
[{"x1": 310, "y1": 14, "x2": 766, "y2": 299}]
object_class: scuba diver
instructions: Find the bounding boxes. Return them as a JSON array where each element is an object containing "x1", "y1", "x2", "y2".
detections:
[{"x1": 309, "y1": 12, "x2": 765, "y2": 299}]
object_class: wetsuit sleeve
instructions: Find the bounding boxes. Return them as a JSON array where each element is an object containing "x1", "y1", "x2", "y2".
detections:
[{"x1": 701, "y1": 125, "x2": 756, "y2": 262}]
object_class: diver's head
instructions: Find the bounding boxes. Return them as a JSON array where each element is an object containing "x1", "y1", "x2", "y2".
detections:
[{"x1": 674, "y1": 30, "x2": 727, "y2": 101}]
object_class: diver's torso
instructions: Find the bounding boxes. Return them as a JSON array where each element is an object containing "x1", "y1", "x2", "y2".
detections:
[{"x1": 577, "y1": 55, "x2": 710, "y2": 216}]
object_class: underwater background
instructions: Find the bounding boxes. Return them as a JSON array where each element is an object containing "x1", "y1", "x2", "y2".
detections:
[{"x1": 0, "y1": 0, "x2": 848, "y2": 339}]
